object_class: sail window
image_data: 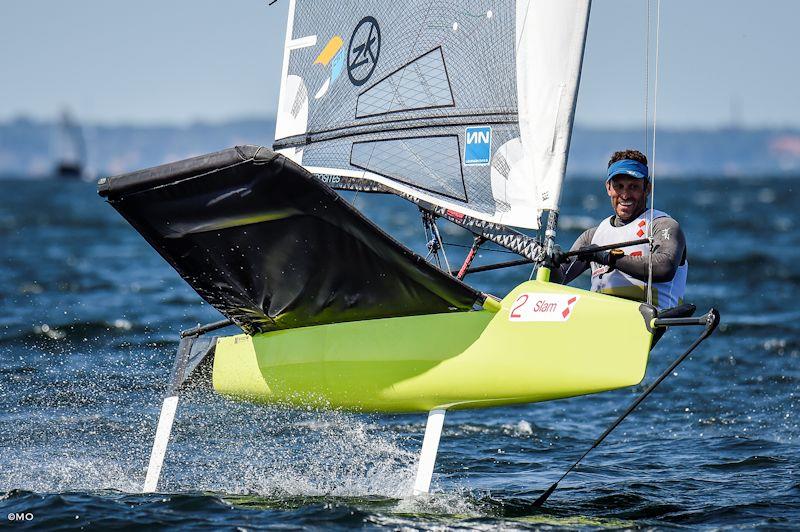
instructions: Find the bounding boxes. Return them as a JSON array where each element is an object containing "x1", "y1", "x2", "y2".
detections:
[
  {"x1": 356, "y1": 47, "x2": 455, "y2": 118},
  {"x1": 350, "y1": 136, "x2": 467, "y2": 201}
]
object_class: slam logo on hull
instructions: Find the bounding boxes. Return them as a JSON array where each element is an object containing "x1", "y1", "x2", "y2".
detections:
[
  {"x1": 508, "y1": 293, "x2": 580, "y2": 322},
  {"x1": 464, "y1": 126, "x2": 492, "y2": 166}
]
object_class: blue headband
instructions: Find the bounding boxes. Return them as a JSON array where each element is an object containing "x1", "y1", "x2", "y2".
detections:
[{"x1": 606, "y1": 159, "x2": 649, "y2": 182}]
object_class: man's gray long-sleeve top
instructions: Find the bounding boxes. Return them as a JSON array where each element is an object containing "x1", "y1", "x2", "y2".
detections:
[{"x1": 556, "y1": 215, "x2": 687, "y2": 285}]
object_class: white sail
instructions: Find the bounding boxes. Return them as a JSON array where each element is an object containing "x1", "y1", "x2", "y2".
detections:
[
  {"x1": 56, "y1": 109, "x2": 86, "y2": 168},
  {"x1": 275, "y1": 0, "x2": 590, "y2": 229},
  {"x1": 516, "y1": 1, "x2": 591, "y2": 213}
]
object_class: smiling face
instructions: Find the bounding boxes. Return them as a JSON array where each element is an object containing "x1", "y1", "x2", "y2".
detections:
[{"x1": 606, "y1": 175, "x2": 650, "y2": 222}]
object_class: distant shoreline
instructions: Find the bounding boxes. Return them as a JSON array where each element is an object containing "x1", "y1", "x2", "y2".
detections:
[{"x1": 2, "y1": 116, "x2": 799, "y2": 178}]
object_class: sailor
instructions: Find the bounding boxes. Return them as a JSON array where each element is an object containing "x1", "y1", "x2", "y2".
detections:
[{"x1": 552, "y1": 149, "x2": 687, "y2": 310}]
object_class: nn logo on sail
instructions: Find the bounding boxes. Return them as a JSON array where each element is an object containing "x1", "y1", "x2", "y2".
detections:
[{"x1": 464, "y1": 126, "x2": 492, "y2": 166}]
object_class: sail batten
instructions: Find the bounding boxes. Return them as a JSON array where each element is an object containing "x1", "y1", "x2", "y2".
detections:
[
  {"x1": 274, "y1": 112, "x2": 518, "y2": 150},
  {"x1": 275, "y1": 0, "x2": 591, "y2": 230}
]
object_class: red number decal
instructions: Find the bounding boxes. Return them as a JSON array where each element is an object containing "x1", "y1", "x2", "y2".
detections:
[{"x1": 510, "y1": 294, "x2": 529, "y2": 318}]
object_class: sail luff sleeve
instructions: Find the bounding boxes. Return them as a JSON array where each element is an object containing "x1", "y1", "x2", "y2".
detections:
[
  {"x1": 516, "y1": 0, "x2": 592, "y2": 214},
  {"x1": 275, "y1": 0, "x2": 295, "y2": 143},
  {"x1": 275, "y1": 0, "x2": 309, "y2": 163}
]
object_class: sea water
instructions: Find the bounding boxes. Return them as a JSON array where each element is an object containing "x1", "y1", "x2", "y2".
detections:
[{"x1": 0, "y1": 177, "x2": 798, "y2": 529}]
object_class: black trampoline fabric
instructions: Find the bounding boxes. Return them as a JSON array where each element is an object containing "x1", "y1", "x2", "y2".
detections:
[{"x1": 99, "y1": 146, "x2": 481, "y2": 335}]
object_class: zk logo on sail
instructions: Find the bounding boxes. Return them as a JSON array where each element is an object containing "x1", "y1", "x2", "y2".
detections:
[{"x1": 347, "y1": 16, "x2": 381, "y2": 86}]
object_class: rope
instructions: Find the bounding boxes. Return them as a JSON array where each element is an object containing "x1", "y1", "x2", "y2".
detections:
[{"x1": 646, "y1": 0, "x2": 662, "y2": 307}]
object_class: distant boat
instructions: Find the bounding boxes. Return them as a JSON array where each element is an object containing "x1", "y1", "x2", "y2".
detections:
[{"x1": 53, "y1": 110, "x2": 87, "y2": 179}]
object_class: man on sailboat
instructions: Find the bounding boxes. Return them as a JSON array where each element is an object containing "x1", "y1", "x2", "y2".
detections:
[{"x1": 553, "y1": 150, "x2": 687, "y2": 310}]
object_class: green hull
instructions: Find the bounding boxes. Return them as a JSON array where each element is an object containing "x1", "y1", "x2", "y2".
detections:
[{"x1": 212, "y1": 280, "x2": 654, "y2": 413}]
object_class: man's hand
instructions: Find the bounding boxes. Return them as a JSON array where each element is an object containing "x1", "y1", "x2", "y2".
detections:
[
  {"x1": 574, "y1": 244, "x2": 618, "y2": 267},
  {"x1": 545, "y1": 245, "x2": 569, "y2": 268}
]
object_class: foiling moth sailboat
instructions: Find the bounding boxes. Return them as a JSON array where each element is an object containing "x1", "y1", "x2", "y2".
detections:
[{"x1": 97, "y1": 0, "x2": 719, "y2": 500}]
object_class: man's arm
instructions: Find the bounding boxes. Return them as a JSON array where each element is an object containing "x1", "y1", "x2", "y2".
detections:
[
  {"x1": 551, "y1": 227, "x2": 596, "y2": 284},
  {"x1": 613, "y1": 217, "x2": 686, "y2": 283}
]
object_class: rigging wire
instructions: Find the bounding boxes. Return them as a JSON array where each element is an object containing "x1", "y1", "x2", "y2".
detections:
[
  {"x1": 431, "y1": 219, "x2": 451, "y2": 272},
  {"x1": 421, "y1": 210, "x2": 451, "y2": 271},
  {"x1": 644, "y1": 0, "x2": 651, "y2": 158},
  {"x1": 422, "y1": 213, "x2": 435, "y2": 262},
  {"x1": 646, "y1": 0, "x2": 662, "y2": 307}
]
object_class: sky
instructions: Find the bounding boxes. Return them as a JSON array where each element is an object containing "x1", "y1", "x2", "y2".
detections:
[{"x1": 1, "y1": 0, "x2": 797, "y2": 128}]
